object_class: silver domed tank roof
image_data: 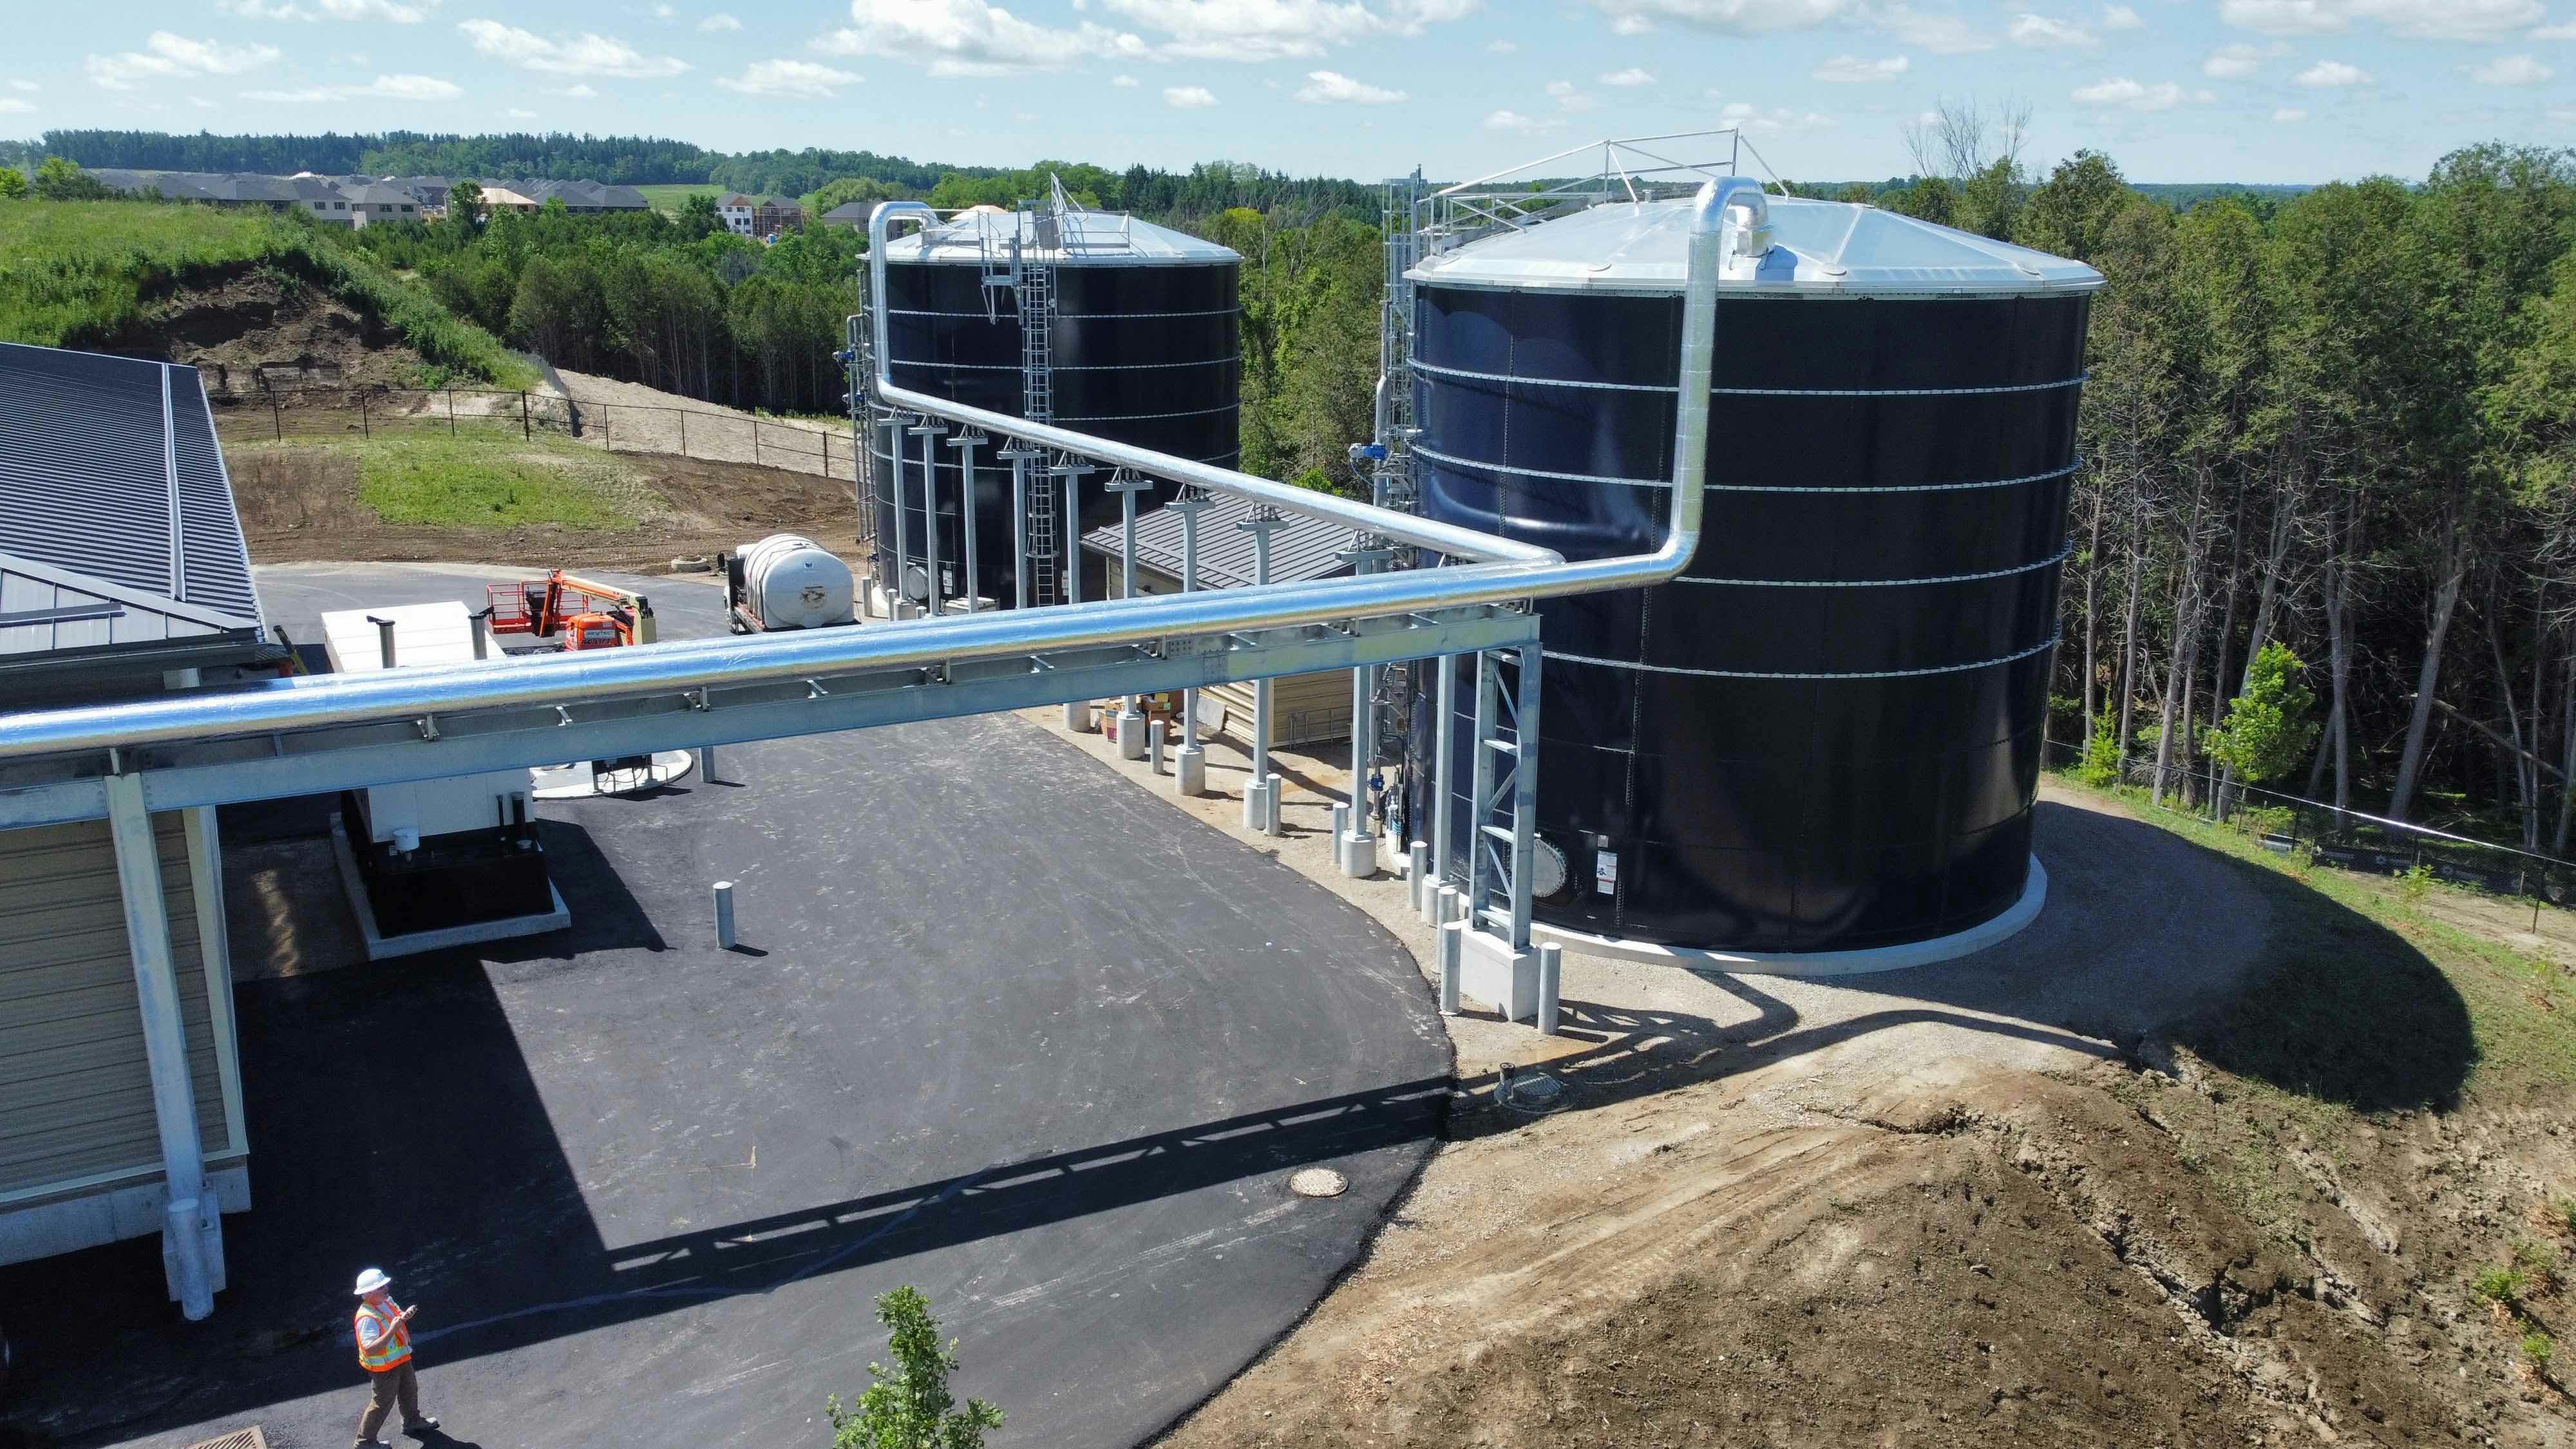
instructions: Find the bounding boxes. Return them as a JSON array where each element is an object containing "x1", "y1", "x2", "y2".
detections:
[
  {"x1": 883, "y1": 205, "x2": 1239, "y2": 268},
  {"x1": 1409, "y1": 194, "x2": 2102, "y2": 298}
]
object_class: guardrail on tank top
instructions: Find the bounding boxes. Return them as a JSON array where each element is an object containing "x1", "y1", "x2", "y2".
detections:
[
  {"x1": 2041, "y1": 735, "x2": 2576, "y2": 910},
  {"x1": 204, "y1": 385, "x2": 860, "y2": 483}
]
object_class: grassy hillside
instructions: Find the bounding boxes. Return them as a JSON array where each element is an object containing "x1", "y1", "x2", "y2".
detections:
[
  {"x1": 632, "y1": 182, "x2": 717, "y2": 214},
  {"x1": 0, "y1": 199, "x2": 534, "y2": 387}
]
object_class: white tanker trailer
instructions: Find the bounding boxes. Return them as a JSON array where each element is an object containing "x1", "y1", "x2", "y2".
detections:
[{"x1": 723, "y1": 534, "x2": 858, "y2": 634}]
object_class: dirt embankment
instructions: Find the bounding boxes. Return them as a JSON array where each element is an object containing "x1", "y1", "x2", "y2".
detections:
[
  {"x1": 109, "y1": 264, "x2": 434, "y2": 392},
  {"x1": 228, "y1": 443, "x2": 861, "y2": 573},
  {"x1": 1025, "y1": 708, "x2": 2576, "y2": 1449}
]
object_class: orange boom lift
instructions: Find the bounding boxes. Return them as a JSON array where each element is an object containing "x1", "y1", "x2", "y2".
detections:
[{"x1": 484, "y1": 571, "x2": 658, "y2": 652}]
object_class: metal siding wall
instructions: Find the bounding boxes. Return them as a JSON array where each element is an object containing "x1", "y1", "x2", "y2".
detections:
[
  {"x1": 0, "y1": 816, "x2": 229, "y2": 1198},
  {"x1": 876, "y1": 260, "x2": 1243, "y2": 605},
  {"x1": 1412, "y1": 284, "x2": 2089, "y2": 952}
]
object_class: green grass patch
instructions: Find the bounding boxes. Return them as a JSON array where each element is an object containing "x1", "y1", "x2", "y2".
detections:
[
  {"x1": 0, "y1": 198, "x2": 533, "y2": 388},
  {"x1": 633, "y1": 183, "x2": 719, "y2": 214},
  {"x1": 2050, "y1": 769, "x2": 2576, "y2": 1113},
  {"x1": 261, "y1": 433, "x2": 651, "y2": 529}
]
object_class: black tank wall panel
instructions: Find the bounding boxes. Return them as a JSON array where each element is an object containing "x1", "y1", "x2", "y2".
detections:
[
  {"x1": 874, "y1": 260, "x2": 1240, "y2": 604},
  {"x1": 1412, "y1": 285, "x2": 2089, "y2": 952}
]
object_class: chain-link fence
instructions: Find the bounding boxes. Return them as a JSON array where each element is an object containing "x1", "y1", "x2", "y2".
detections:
[
  {"x1": 2042, "y1": 736, "x2": 2576, "y2": 906},
  {"x1": 206, "y1": 384, "x2": 860, "y2": 483}
]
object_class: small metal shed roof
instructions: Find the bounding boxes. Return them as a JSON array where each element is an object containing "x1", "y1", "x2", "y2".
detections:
[
  {"x1": 0, "y1": 343, "x2": 268, "y2": 675},
  {"x1": 1080, "y1": 495, "x2": 1356, "y2": 591},
  {"x1": 1412, "y1": 194, "x2": 2104, "y2": 298}
]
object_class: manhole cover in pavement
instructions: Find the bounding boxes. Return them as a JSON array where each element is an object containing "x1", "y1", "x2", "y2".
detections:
[
  {"x1": 185, "y1": 1430, "x2": 268, "y2": 1449},
  {"x1": 1289, "y1": 1168, "x2": 1349, "y2": 1198}
]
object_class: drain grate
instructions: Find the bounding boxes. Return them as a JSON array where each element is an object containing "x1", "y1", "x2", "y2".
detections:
[{"x1": 185, "y1": 1428, "x2": 268, "y2": 1449}]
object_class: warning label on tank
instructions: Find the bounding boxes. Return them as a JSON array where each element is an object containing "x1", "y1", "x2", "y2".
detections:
[{"x1": 1595, "y1": 850, "x2": 1618, "y2": 895}]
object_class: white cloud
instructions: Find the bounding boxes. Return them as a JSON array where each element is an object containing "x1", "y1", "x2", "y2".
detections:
[
  {"x1": 698, "y1": 11, "x2": 741, "y2": 29},
  {"x1": 1867, "y1": 3, "x2": 1991, "y2": 51},
  {"x1": 1112, "y1": 71, "x2": 1139, "y2": 84},
  {"x1": 243, "y1": 71, "x2": 463, "y2": 100},
  {"x1": 0, "y1": 98, "x2": 32, "y2": 115},
  {"x1": 817, "y1": 0, "x2": 1145, "y2": 75},
  {"x1": 337, "y1": 50, "x2": 374, "y2": 64},
  {"x1": 2101, "y1": 3, "x2": 2142, "y2": 27},
  {"x1": 1164, "y1": 83, "x2": 1217, "y2": 106},
  {"x1": 1484, "y1": 106, "x2": 1555, "y2": 132},
  {"x1": 2011, "y1": 12, "x2": 2096, "y2": 45},
  {"x1": 1296, "y1": 69, "x2": 1407, "y2": 101},
  {"x1": 2553, "y1": 106, "x2": 2576, "y2": 122},
  {"x1": 190, "y1": 95, "x2": 216, "y2": 108},
  {"x1": 2536, "y1": 19, "x2": 2576, "y2": 37},
  {"x1": 88, "y1": 33, "x2": 282, "y2": 90},
  {"x1": 717, "y1": 58, "x2": 860, "y2": 95},
  {"x1": 1719, "y1": 99, "x2": 1835, "y2": 132},
  {"x1": 2273, "y1": 105, "x2": 2307, "y2": 119},
  {"x1": 2221, "y1": 0, "x2": 2542, "y2": 40},
  {"x1": 2294, "y1": 57, "x2": 2370, "y2": 84},
  {"x1": 7, "y1": 80, "x2": 36, "y2": 92},
  {"x1": 508, "y1": 105, "x2": 537, "y2": 116},
  {"x1": 2072, "y1": 75, "x2": 2188, "y2": 108},
  {"x1": 2472, "y1": 52, "x2": 2554, "y2": 82},
  {"x1": 456, "y1": 19, "x2": 690, "y2": 76},
  {"x1": 1096, "y1": 0, "x2": 1473, "y2": 61},
  {"x1": 1546, "y1": 77, "x2": 1600, "y2": 109},
  {"x1": 1600, "y1": 66, "x2": 1655, "y2": 84},
  {"x1": 1589, "y1": 0, "x2": 1852, "y2": 37},
  {"x1": 2203, "y1": 42, "x2": 2263, "y2": 75},
  {"x1": 1486, "y1": 36, "x2": 1517, "y2": 48},
  {"x1": 218, "y1": 0, "x2": 435, "y2": 21},
  {"x1": 1811, "y1": 52, "x2": 1908, "y2": 80},
  {"x1": 553, "y1": 82, "x2": 600, "y2": 97}
]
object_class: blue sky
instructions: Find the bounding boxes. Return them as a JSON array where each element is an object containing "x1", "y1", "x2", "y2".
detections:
[{"x1": 5, "y1": 0, "x2": 2572, "y2": 184}]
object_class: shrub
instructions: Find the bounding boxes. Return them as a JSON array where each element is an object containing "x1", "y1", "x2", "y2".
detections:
[
  {"x1": 826, "y1": 1286, "x2": 1003, "y2": 1449},
  {"x1": 2078, "y1": 706, "x2": 2125, "y2": 787}
]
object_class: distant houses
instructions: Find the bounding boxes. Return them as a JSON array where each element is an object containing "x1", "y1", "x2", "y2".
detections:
[
  {"x1": 79, "y1": 169, "x2": 652, "y2": 226},
  {"x1": 717, "y1": 193, "x2": 803, "y2": 237}
]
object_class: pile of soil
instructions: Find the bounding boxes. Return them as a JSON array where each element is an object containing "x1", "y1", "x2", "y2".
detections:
[{"x1": 228, "y1": 443, "x2": 861, "y2": 573}]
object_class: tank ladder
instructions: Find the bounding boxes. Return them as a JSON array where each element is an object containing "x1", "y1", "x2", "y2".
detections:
[{"x1": 1017, "y1": 218, "x2": 1062, "y2": 605}]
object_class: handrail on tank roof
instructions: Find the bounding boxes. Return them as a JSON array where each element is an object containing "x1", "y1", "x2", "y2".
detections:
[{"x1": 0, "y1": 180, "x2": 1744, "y2": 766}]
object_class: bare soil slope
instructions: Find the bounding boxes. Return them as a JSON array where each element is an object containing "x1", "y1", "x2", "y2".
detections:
[
  {"x1": 1022, "y1": 703, "x2": 2576, "y2": 1449},
  {"x1": 115, "y1": 267, "x2": 433, "y2": 390}
]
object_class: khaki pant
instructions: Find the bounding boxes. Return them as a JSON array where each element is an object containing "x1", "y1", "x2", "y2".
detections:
[{"x1": 354, "y1": 1360, "x2": 424, "y2": 1444}]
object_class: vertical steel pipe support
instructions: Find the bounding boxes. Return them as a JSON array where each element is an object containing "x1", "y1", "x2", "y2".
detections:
[
  {"x1": 1171, "y1": 495, "x2": 1209, "y2": 797},
  {"x1": 1109, "y1": 473, "x2": 1153, "y2": 755},
  {"x1": 948, "y1": 431, "x2": 984, "y2": 612},
  {"x1": 1001, "y1": 444, "x2": 1036, "y2": 611},
  {"x1": 908, "y1": 418, "x2": 947, "y2": 613},
  {"x1": 1466, "y1": 650, "x2": 1501, "y2": 931},
  {"x1": 1432, "y1": 650, "x2": 1457, "y2": 901},
  {"x1": 105, "y1": 772, "x2": 217, "y2": 1320},
  {"x1": 1508, "y1": 642, "x2": 1543, "y2": 951}
]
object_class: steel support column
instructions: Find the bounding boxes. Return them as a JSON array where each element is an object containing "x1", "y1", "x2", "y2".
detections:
[{"x1": 104, "y1": 771, "x2": 220, "y2": 1320}]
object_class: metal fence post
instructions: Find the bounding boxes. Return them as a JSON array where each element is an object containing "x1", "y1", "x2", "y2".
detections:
[
  {"x1": 359, "y1": 392, "x2": 369, "y2": 439},
  {"x1": 679, "y1": 409, "x2": 688, "y2": 455},
  {"x1": 446, "y1": 390, "x2": 456, "y2": 438},
  {"x1": 753, "y1": 421, "x2": 761, "y2": 468},
  {"x1": 521, "y1": 391, "x2": 530, "y2": 441},
  {"x1": 270, "y1": 390, "x2": 282, "y2": 441}
]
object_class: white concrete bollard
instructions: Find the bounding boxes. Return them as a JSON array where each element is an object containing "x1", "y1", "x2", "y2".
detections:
[
  {"x1": 1537, "y1": 941, "x2": 1564, "y2": 1036},
  {"x1": 1407, "y1": 841, "x2": 1429, "y2": 907},
  {"x1": 1146, "y1": 719, "x2": 1166, "y2": 772},
  {"x1": 1175, "y1": 744, "x2": 1206, "y2": 797},
  {"x1": 1265, "y1": 773, "x2": 1283, "y2": 835},
  {"x1": 1435, "y1": 918, "x2": 1464, "y2": 1016},
  {"x1": 1330, "y1": 802, "x2": 1349, "y2": 847},
  {"x1": 699, "y1": 744, "x2": 719, "y2": 785},
  {"x1": 1064, "y1": 699, "x2": 1093, "y2": 732},
  {"x1": 1117, "y1": 706, "x2": 1148, "y2": 761},
  {"x1": 713, "y1": 880, "x2": 737, "y2": 949}
]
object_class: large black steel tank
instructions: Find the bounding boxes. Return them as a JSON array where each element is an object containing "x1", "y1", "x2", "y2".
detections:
[
  {"x1": 875, "y1": 206, "x2": 1240, "y2": 604},
  {"x1": 1408, "y1": 196, "x2": 2101, "y2": 954}
]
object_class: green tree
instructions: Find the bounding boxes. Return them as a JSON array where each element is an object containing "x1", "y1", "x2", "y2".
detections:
[
  {"x1": 826, "y1": 1286, "x2": 1002, "y2": 1449},
  {"x1": 2204, "y1": 641, "x2": 2319, "y2": 784},
  {"x1": 32, "y1": 156, "x2": 108, "y2": 201},
  {"x1": 447, "y1": 180, "x2": 486, "y2": 228},
  {"x1": 2014, "y1": 150, "x2": 2130, "y2": 264},
  {"x1": 0, "y1": 167, "x2": 24, "y2": 200}
]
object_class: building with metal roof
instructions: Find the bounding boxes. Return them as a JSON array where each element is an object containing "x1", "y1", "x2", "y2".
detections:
[{"x1": 0, "y1": 343, "x2": 274, "y2": 1312}]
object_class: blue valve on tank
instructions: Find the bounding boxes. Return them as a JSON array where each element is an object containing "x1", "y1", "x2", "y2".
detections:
[{"x1": 832, "y1": 348, "x2": 857, "y2": 366}]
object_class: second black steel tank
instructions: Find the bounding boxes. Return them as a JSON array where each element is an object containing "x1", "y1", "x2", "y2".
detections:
[
  {"x1": 1406, "y1": 195, "x2": 2101, "y2": 955},
  {"x1": 875, "y1": 203, "x2": 1240, "y2": 606}
]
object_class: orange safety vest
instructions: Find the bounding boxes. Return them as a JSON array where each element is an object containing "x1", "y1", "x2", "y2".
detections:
[{"x1": 355, "y1": 1300, "x2": 412, "y2": 1372}]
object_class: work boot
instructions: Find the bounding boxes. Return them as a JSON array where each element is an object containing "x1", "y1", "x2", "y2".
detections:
[
  {"x1": 355, "y1": 1440, "x2": 393, "y2": 1448},
  {"x1": 403, "y1": 1419, "x2": 440, "y2": 1435}
]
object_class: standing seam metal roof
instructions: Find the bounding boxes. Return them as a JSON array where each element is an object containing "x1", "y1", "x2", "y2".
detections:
[
  {"x1": 1080, "y1": 495, "x2": 1356, "y2": 590},
  {"x1": 0, "y1": 343, "x2": 264, "y2": 632}
]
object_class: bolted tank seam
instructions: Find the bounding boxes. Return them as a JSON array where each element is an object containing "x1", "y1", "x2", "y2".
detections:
[
  {"x1": 1675, "y1": 542, "x2": 2074, "y2": 589},
  {"x1": 1056, "y1": 404, "x2": 1241, "y2": 423},
  {"x1": 893, "y1": 357, "x2": 1240, "y2": 372},
  {"x1": 1542, "y1": 630, "x2": 2060, "y2": 681},
  {"x1": 1711, "y1": 373, "x2": 2087, "y2": 397},
  {"x1": 1410, "y1": 444, "x2": 2079, "y2": 495},
  {"x1": 1410, "y1": 357, "x2": 1679, "y2": 393}
]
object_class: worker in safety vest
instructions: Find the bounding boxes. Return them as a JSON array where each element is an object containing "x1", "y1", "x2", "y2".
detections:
[{"x1": 350, "y1": 1267, "x2": 441, "y2": 1447}]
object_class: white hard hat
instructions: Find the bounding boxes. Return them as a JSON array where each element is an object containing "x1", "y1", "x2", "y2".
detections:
[{"x1": 354, "y1": 1267, "x2": 393, "y2": 1295}]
